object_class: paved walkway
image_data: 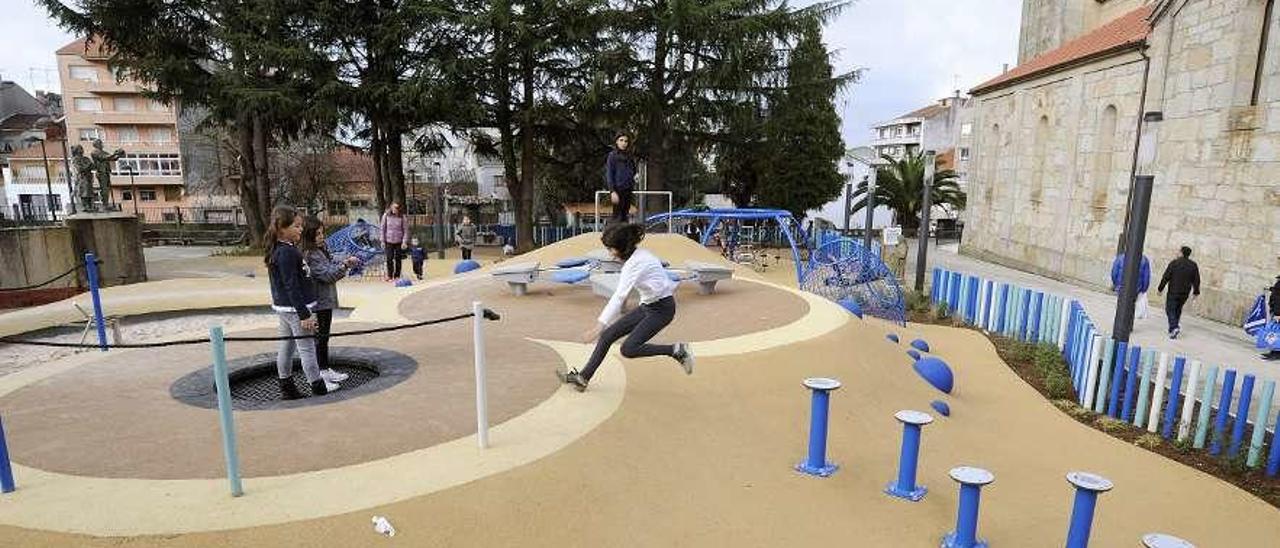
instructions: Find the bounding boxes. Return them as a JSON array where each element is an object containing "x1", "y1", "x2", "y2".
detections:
[{"x1": 910, "y1": 242, "x2": 1280, "y2": 387}]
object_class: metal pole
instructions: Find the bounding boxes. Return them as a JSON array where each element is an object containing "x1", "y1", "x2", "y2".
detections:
[
  {"x1": 472, "y1": 301, "x2": 490, "y2": 448},
  {"x1": 130, "y1": 168, "x2": 139, "y2": 216},
  {"x1": 863, "y1": 168, "x2": 878, "y2": 254},
  {"x1": 1112, "y1": 174, "x2": 1152, "y2": 343},
  {"x1": 0, "y1": 415, "x2": 15, "y2": 493},
  {"x1": 209, "y1": 325, "x2": 244, "y2": 497},
  {"x1": 39, "y1": 139, "x2": 57, "y2": 221},
  {"x1": 59, "y1": 137, "x2": 74, "y2": 215},
  {"x1": 843, "y1": 182, "x2": 852, "y2": 233},
  {"x1": 914, "y1": 151, "x2": 936, "y2": 292},
  {"x1": 85, "y1": 252, "x2": 108, "y2": 351}
]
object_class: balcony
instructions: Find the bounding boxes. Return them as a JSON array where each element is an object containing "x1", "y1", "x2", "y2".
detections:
[
  {"x1": 93, "y1": 140, "x2": 181, "y2": 153},
  {"x1": 88, "y1": 111, "x2": 176, "y2": 126},
  {"x1": 108, "y1": 174, "x2": 183, "y2": 187},
  {"x1": 870, "y1": 133, "x2": 923, "y2": 147},
  {"x1": 86, "y1": 80, "x2": 144, "y2": 94}
]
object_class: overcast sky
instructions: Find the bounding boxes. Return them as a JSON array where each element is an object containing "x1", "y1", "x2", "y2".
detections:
[{"x1": 2, "y1": 0, "x2": 1021, "y2": 148}]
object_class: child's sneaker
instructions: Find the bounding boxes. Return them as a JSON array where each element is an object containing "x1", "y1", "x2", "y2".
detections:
[
  {"x1": 556, "y1": 369, "x2": 589, "y2": 392},
  {"x1": 673, "y1": 343, "x2": 694, "y2": 375},
  {"x1": 321, "y1": 368, "x2": 349, "y2": 383}
]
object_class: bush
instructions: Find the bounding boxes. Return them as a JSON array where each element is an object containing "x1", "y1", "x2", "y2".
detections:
[
  {"x1": 1044, "y1": 369, "x2": 1072, "y2": 400},
  {"x1": 1136, "y1": 433, "x2": 1164, "y2": 449},
  {"x1": 1095, "y1": 416, "x2": 1129, "y2": 433}
]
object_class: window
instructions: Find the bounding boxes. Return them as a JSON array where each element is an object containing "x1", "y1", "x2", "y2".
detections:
[
  {"x1": 69, "y1": 66, "x2": 98, "y2": 82},
  {"x1": 1092, "y1": 105, "x2": 1118, "y2": 207},
  {"x1": 148, "y1": 100, "x2": 167, "y2": 112},
  {"x1": 328, "y1": 201, "x2": 349, "y2": 215},
  {"x1": 78, "y1": 128, "x2": 104, "y2": 142},
  {"x1": 959, "y1": 147, "x2": 971, "y2": 161},
  {"x1": 74, "y1": 98, "x2": 102, "y2": 112},
  {"x1": 149, "y1": 127, "x2": 173, "y2": 143},
  {"x1": 351, "y1": 200, "x2": 370, "y2": 209},
  {"x1": 114, "y1": 97, "x2": 137, "y2": 112},
  {"x1": 113, "y1": 153, "x2": 182, "y2": 177},
  {"x1": 116, "y1": 126, "x2": 140, "y2": 143},
  {"x1": 961, "y1": 123, "x2": 973, "y2": 136},
  {"x1": 139, "y1": 189, "x2": 157, "y2": 201},
  {"x1": 121, "y1": 190, "x2": 132, "y2": 201}
]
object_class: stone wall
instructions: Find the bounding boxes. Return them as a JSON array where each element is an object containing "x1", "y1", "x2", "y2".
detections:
[{"x1": 0, "y1": 226, "x2": 82, "y2": 308}]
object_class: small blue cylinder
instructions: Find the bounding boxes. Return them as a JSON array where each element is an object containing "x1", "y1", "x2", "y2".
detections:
[
  {"x1": 897, "y1": 424, "x2": 921, "y2": 489},
  {"x1": 1107, "y1": 341, "x2": 1128, "y2": 418},
  {"x1": 806, "y1": 390, "x2": 830, "y2": 469},
  {"x1": 1230, "y1": 374, "x2": 1256, "y2": 456},
  {"x1": 1161, "y1": 357, "x2": 1186, "y2": 439},
  {"x1": 85, "y1": 252, "x2": 108, "y2": 351},
  {"x1": 1210, "y1": 370, "x2": 1238, "y2": 455},
  {"x1": 1121, "y1": 346, "x2": 1141, "y2": 422},
  {"x1": 0, "y1": 415, "x2": 14, "y2": 493},
  {"x1": 953, "y1": 483, "x2": 982, "y2": 546},
  {"x1": 1065, "y1": 488, "x2": 1099, "y2": 548}
]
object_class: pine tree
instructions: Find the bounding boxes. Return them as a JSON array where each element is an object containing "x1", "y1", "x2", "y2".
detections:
[{"x1": 757, "y1": 21, "x2": 848, "y2": 218}]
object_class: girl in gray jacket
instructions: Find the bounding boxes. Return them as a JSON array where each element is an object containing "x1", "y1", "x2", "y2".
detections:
[{"x1": 301, "y1": 216, "x2": 360, "y2": 382}]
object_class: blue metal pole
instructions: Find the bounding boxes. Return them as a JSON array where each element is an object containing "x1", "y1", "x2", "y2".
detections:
[
  {"x1": 1161, "y1": 357, "x2": 1186, "y2": 439},
  {"x1": 1210, "y1": 370, "x2": 1237, "y2": 455},
  {"x1": 1267, "y1": 406, "x2": 1280, "y2": 476},
  {"x1": 796, "y1": 378, "x2": 841, "y2": 477},
  {"x1": 1229, "y1": 374, "x2": 1256, "y2": 456},
  {"x1": 84, "y1": 252, "x2": 108, "y2": 351},
  {"x1": 1064, "y1": 472, "x2": 1113, "y2": 548},
  {"x1": 885, "y1": 410, "x2": 933, "y2": 501},
  {"x1": 210, "y1": 325, "x2": 243, "y2": 497},
  {"x1": 1106, "y1": 341, "x2": 1128, "y2": 417},
  {"x1": 1121, "y1": 345, "x2": 1141, "y2": 422},
  {"x1": 0, "y1": 415, "x2": 14, "y2": 493},
  {"x1": 942, "y1": 467, "x2": 993, "y2": 548}
]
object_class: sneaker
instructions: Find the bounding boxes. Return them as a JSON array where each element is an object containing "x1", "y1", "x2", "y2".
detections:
[
  {"x1": 1171, "y1": 328, "x2": 1181, "y2": 339},
  {"x1": 321, "y1": 368, "x2": 349, "y2": 383},
  {"x1": 311, "y1": 379, "x2": 341, "y2": 396},
  {"x1": 278, "y1": 377, "x2": 303, "y2": 400},
  {"x1": 556, "y1": 369, "x2": 589, "y2": 392},
  {"x1": 673, "y1": 343, "x2": 694, "y2": 375}
]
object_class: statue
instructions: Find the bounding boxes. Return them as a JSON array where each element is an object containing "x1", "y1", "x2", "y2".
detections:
[
  {"x1": 70, "y1": 145, "x2": 97, "y2": 212},
  {"x1": 90, "y1": 139, "x2": 125, "y2": 208}
]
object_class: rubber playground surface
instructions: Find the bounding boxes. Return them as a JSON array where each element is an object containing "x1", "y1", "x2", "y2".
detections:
[{"x1": 0, "y1": 234, "x2": 1276, "y2": 546}]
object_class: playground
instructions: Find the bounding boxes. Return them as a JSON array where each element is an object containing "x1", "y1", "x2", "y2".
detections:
[{"x1": 0, "y1": 232, "x2": 1275, "y2": 546}]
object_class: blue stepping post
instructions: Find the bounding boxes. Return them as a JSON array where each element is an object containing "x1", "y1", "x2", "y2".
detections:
[
  {"x1": 1210, "y1": 370, "x2": 1238, "y2": 455},
  {"x1": 1229, "y1": 374, "x2": 1256, "y2": 456},
  {"x1": 0, "y1": 414, "x2": 14, "y2": 493},
  {"x1": 796, "y1": 377, "x2": 841, "y2": 477},
  {"x1": 885, "y1": 410, "x2": 934, "y2": 502},
  {"x1": 1064, "y1": 471, "x2": 1113, "y2": 548},
  {"x1": 942, "y1": 466, "x2": 995, "y2": 548}
]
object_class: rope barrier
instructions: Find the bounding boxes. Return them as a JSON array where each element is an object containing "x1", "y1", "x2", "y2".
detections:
[
  {"x1": 0, "y1": 309, "x2": 500, "y2": 349},
  {"x1": 0, "y1": 259, "x2": 101, "y2": 292}
]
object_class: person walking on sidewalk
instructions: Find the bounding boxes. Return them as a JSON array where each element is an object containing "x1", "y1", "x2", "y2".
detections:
[
  {"x1": 1157, "y1": 246, "x2": 1201, "y2": 339},
  {"x1": 605, "y1": 133, "x2": 637, "y2": 224},
  {"x1": 1110, "y1": 253, "x2": 1152, "y2": 319}
]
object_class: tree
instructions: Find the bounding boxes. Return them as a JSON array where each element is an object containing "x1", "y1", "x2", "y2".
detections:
[
  {"x1": 849, "y1": 150, "x2": 967, "y2": 234},
  {"x1": 277, "y1": 138, "x2": 343, "y2": 214},
  {"x1": 756, "y1": 21, "x2": 848, "y2": 218}
]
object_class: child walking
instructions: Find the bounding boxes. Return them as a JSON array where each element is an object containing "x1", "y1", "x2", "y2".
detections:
[
  {"x1": 300, "y1": 216, "x2": 360, "y2": 383},
  {"x1": 265, "y1": 206, "x2": 340, "y2": 399},
  {"x1": 409, "y1": 238, "x2": 426, "y2": 280},
  {"x1": 558, "y1": 223, "x2": 693, "y2": 392}
]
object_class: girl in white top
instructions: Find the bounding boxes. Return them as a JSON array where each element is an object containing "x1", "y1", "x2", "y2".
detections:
[{"x1": 559, "y1": 223, "x2": 693, "y2": 391}]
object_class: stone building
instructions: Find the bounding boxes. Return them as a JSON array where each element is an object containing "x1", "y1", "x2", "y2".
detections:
[{"x1": 963, "y1": 0, "x2": 1280, "y2": 325}]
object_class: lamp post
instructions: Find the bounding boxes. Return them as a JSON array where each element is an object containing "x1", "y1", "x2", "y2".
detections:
[
  {"x1": 127, "y1": 165, "x2": 139, "y2": 216},
  {"x1": 433, "y1": 161, "x2": 445, "y2": 259},
  {"x1": 914, "y1": 150, "x2": 936, "y2": 292},
  {"x1": 843, "y1": 154, "x2": 880, "y2": 253},
  {"x1": 1112, "y1": 112, "x2": 1162, "y2": 343},
  {"x1": 28, "y1": 136, "x2": 57, "y2": 222},
  {"x1": 408, "y1": 169, "x2": 418, "y2": 214}
]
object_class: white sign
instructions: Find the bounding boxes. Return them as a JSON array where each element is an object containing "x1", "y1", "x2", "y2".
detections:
[{"x1": 883, "y1": 226, "x2": 902, "y2": 247}]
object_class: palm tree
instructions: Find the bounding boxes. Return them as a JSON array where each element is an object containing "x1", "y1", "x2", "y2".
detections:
[{"x1": 848, "y1": 150, "x2": 966, "y2": 235}]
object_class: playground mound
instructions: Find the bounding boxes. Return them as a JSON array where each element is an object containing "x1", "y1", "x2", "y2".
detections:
[{"x1": 0, "y1": 233, "x2": 1275, "y2": 546}]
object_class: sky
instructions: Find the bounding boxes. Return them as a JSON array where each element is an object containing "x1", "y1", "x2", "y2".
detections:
[{"x1": 1, "y1": 0, "x2": 1022, "y2": 148}]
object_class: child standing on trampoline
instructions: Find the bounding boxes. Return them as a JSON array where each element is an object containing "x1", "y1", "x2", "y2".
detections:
[
  {"x1": 559, "y1": 223, "x2": 694, "y2": 392},
  {"x1": 300, "y1": 216, "x2": 360, "y2": 384},
  {"x1": 265, "y1": 206, "x2": 340, "y2": 399}
]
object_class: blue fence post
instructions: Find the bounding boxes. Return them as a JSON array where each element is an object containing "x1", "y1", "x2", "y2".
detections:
[
  {"x1": 1267, "y1": 406, "x2": 1280, "y2": 476},
  {"x1": 1121, "y1": 345, "x2": 1141, "y2": 422},
  {"x1": 1210, "y1": 370, "x2": 1238, "y2": 455},
  {"x1": 1161, "y1": 357, "x2": 1186, "y2": 439},
  {"x1": 1064, "y1": 472, "x2": 1114, "y2": 548},
  {"x1": 1106, "y1": 341, "x2": 1128, "y2": 418},
  {"x1": 942, "y1": 467, "x2": 995, "y2": 548},
  {"x1": 0, "y1": 415, "x2": 15, "y2": 493},
  {"x1": 84, "y1": 252, "x2": 108, "y2": 351},
  {"x1": 885, "y1": 410, "x2": 933, "y2": 501},
  {"x1": 1019, "y1": 289, "x2": 1032, "y2": 341},
  {"x1": 982, "y1": 280, "x2": 995, "y2": 330},
  {"x1": 796, "y1": 377, "x2": 842, "y2": 477},
  {"x1": 931, "y1": 269, "x2": 941, "y2": 303},
  {"x1": 210, "y1": 325, "x2": 244, "y2": 497},
  {"x1": 1229, "y1": 374, "x2": 1256, "y2": 456}
]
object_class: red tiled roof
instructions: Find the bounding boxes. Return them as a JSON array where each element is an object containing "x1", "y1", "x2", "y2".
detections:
[
  {"x1": 972, "y1": 4, "x2": 1155, "y2": 95},
  {"x1": 330, "y1": 147, "x2": 374, "y2": 184},
  {"x1": 899, "y1": 104, "x2": 949, "y2": 120},
  {"x1": 57, "y1": 37, "x2": 110, "y2": 58}
]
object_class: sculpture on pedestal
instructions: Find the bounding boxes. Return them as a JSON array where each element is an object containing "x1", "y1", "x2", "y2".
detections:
[{"x1": 90, "y1": 139, "x2": 125, "y2": 209}]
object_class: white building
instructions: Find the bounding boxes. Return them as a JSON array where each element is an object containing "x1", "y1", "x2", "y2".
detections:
[{"x1": 402, "y1": 127, "x2": 508, "y2": 201}]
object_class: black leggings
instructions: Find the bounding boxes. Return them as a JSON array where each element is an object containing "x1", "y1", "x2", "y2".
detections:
[
  {"x1": 315, "y1": 309, "x2": 333, "y2": 369},
  {"x1": 612, "y1": 188, "x2": 633, "y2": 223},
  {"x1": 385, "y1": 243, "x2": 403, "y2": 278},
  {"x1": 581, "y1": 296, "x2": 676, "y2": 381}
]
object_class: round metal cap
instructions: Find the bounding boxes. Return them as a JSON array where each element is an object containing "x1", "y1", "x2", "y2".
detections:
[
  {"x1": 948, "y1": 466, "x2": 995, "y2": 486},
  {"x1": 894, "y1": 410, "x2": 934, "y2": 426},
  {"x1": 1066, "y1": 471, "x2": 1114, "y2": 492},
  {"x1": 803, "y1": 377, "x2": 842, "y2": 391},
  {"x1": 1142, "y1": 533, "x2": 1195, "y2": 548}
]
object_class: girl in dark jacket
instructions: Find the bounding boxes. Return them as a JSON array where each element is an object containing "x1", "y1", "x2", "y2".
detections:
[{"x1": 265, "y1": 206, "x2": 339, "y2": 398}]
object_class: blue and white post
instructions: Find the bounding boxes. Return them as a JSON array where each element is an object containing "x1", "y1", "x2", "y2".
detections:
[
  {"x1": 84, "y1": 252, "x2": 108, "y2": 351},
  {"x1": 796, "y1": 377, "x2": 842, "y2": 477},
  {"x1": 942, "y1": 466, "x2": 995, "y2": 548},
  {"x1": 210, "y1": 325, "x2": 243, "y2": 497},
  {"x1": 0, "y1": 414, "x2": 15, "y2": 493},
  {"x1": 1064, "y1": 471, "x2": 1114, "y2": 548},
  {"x1": 885, "y1": 410, "x2": 934, "y2": 501}
]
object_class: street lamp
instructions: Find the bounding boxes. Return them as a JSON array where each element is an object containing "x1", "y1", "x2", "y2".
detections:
[
  {"x1": 27, "y1": 136, "x2": 58, "y2": 222},
  {"x1": 433, "y1": 161, "x2": 445, "y2": 259},
  {"x1": 127, "y1": 165, "x2": 139, "y2": 215},
  {"x1": 843, "y1": 153, "x2": 880, "y2": 254},
  {"x1": 408, "y1": 169, "x2": 418, "y2": 215},
  {"x1": 1112, "y1": 111, "x2": 1163, "y2": 343}
]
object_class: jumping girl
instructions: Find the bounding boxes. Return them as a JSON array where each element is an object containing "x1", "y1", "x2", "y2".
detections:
[
  {"x1": 266, "y1": 206, "x2": 340, "y2": 399},
  {"x1": 558, "y1": 223, "x2": 693, "y2": 391}
]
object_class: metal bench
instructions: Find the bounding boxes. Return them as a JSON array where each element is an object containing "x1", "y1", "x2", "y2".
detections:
[
  {"x1": 491, "y1": 262, "x2": 540, "y2": 296},
  {"x1": 684, "y1": 261, "x2": 735, "y2": 295}
]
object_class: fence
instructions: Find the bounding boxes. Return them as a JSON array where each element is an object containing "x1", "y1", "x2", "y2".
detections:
[
  {"x1": 132, "y1": 206, "x2": 246, "y2": 225},
  {"x1": 930, "y1": 266, "x2": 1280, "y2": 475}
]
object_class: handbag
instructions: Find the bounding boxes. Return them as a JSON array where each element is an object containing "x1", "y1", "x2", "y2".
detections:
[{"x1": 1256, "y1": 319, "x2": 1280, "y2": 350}]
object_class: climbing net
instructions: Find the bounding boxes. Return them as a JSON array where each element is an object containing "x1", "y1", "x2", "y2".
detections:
[
  {"x1": 800, "y1": 237, "x2": 905, "y2": 326},
  {"x1": 325, "y1": 221, "x2": 384, "y2": 278}
]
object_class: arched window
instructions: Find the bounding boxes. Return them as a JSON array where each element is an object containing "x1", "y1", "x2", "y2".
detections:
[{"x1": 1092, "y1": 105, "x2": 1118, "y2": 208}]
